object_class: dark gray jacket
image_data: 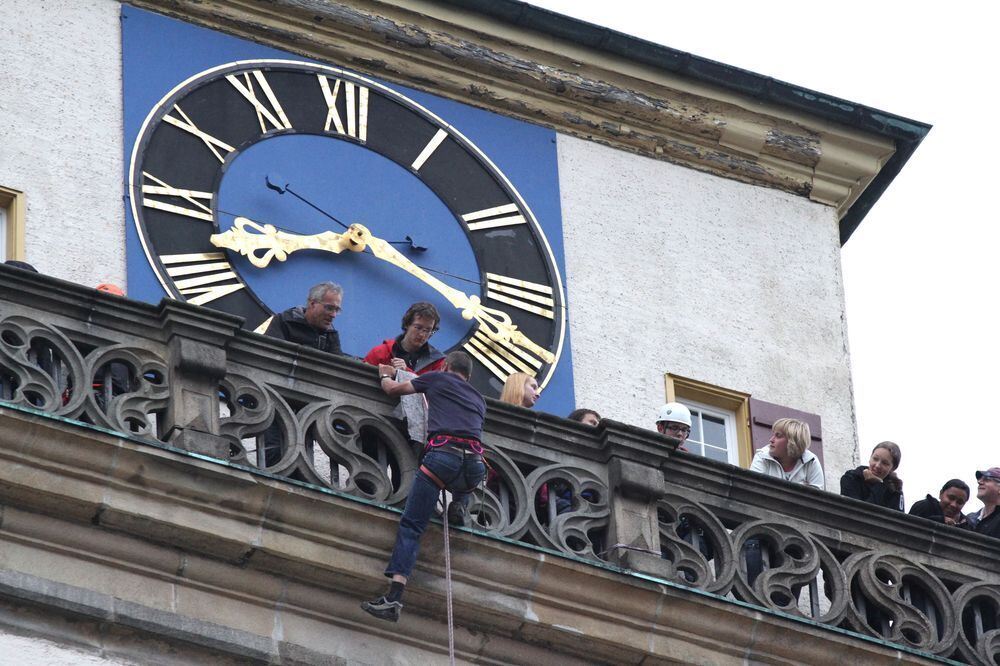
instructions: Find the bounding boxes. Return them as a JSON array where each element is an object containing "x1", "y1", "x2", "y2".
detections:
[{"x1": 264, "y1": 306, "x2": 342, "y2": 355}]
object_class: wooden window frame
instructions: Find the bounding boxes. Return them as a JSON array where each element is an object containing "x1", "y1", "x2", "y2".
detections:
[
  {"x1": 0, "y1": 186, "x2": 26, "y2": 261},
  {"x1": 664, "y1": 373, "x2": 752, "y2": 467}
]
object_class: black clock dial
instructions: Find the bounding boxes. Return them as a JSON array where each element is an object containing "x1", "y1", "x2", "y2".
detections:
[{"x1": 129, "y1": 59, "x2": 565, "y2": 397}]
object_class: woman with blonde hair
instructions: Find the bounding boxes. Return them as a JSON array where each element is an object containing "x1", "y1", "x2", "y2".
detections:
[
  {"x1": 745, "y1": 417, "x2": 824, "y2": 585},
  {"x1": 749, "y1": 417, "x2": 824, "y2": 489},
  {"x1": 499, "y1": 372, "x2": 539, "y2": 409}
]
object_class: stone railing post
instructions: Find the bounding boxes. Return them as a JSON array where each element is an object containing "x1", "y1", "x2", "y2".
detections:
[
  {"x1": 158, "y1": 301, "x2": 242, "y2": 458},
  {"x1": 599, "y1": 420, "x2": 678, "y2": 578}
]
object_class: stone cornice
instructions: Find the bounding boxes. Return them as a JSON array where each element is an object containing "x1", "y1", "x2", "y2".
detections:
[
  {"x1": 0, "y1": 405, "x2": 942, "y2": 664},
  {"x1": 128, "y1": 0, "x2": 927, "y2": 243}
]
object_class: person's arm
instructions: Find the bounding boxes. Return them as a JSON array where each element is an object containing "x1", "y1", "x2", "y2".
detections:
[
  {"x1": 840, "y1": 469, "x2": 865, "y2": 500},
  {"x1": 328, "y1": 329, "x2": 343, "y2": 355},
  {"x1": 378, "y1": 364, "x2": 416, "y2": 397},
  {"x1": 908, "y1": 498, "x2": 942, "y2": 520},
  {"x1": 749, "y1": 451, "x2": 767, "y2": 473},
  {"x1": 806, "y1": 458, "x2": 825, "y2": 490},
  {"x1": 362, "y1": 343, "x2": 383, "y2": 366},
  {"x1": 263, "y1": 314, "x2": 286, "y2": 340}
]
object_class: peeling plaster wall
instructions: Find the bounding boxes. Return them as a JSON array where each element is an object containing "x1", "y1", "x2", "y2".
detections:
[
  {"x1": 557, "y1": 135, "x2": 858, "y2": 484},
  {"x1": 0, "y1": 0, "x2": 125, "y2": 288}
]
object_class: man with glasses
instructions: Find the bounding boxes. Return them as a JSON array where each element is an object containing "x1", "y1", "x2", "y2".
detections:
[
  {"x1": 969, "y1": 467, "x2": 1000, "y2": 539},
  {"x1": 364, "y1": 301, "x2": 445, "y2": 375},
  {"x1": 264, "y1": 281, "x2": 344, "y2": 355}
]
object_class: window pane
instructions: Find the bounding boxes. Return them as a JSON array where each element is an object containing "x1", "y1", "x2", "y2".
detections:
[
  {"x1": 702, "y1": 414, "x2": 726, "y2": 447},
  {"x1": 689, "y1": 410, "x2": 703, "y2": 441},
  {"x1": 704, "y1": 444, "x2": 728, "y2": 463},
  {"x1": 0, "y1": 208, "x2": 7, "y2": 259}
]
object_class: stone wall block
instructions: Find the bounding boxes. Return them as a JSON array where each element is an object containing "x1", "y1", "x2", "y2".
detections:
[
  {"x1": 159, "y1": 300, "x2": 242, "y2": 458},
  {"x1": 604, "y1": 450, "x2": 669, "y2": 575}
]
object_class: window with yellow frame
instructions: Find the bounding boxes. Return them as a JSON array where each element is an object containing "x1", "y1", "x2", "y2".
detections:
[
  {"x1": 664, "y1": 373, "x2": 752, "y2": 467},
  {"x1": 0, "y1": 186, "x2": 26, "y2": 262}
]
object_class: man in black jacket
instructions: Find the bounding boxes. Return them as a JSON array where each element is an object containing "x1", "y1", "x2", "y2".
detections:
[
  {"x1": 969, "y1": 467, "x2": 1000, "y2": 539},
  {"x1": 264, "y1": 282, "x2": 344, "y2": 355}
]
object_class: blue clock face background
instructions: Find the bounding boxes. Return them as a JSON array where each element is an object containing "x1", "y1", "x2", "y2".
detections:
[{"x1": 122, "y1": 6, "x2": 575, "y2": 414}]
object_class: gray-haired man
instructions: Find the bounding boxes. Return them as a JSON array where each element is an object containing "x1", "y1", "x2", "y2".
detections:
[{"x1": 264, "y1": 281, "x2": 344, "y2": 355}]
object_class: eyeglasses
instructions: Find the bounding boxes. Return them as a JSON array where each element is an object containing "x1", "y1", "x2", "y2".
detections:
[
  {"x1": 663, "y1": 423, "x2": 691, "y2": 436},
  {"x1": 410, "y1": 324, "x2": 438, "y2": 336},
  {"x1": 312, "y1": 301, "x2": 342, "y2": 314}
]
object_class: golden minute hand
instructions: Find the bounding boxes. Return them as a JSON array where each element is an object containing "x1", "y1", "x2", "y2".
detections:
[
  {"x1": 209, "y1": 217, "x2": 355, "y2": 268},
  {"x1": 355, "y1": 224, "x2": 555, "y2": 364}
]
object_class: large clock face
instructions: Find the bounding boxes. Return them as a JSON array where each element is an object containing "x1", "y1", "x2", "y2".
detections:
[{"x1": 128, "y1": 59, "x2": 566, "y2": 397}]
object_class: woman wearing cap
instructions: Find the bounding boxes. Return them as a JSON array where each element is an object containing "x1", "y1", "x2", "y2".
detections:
[
  {"x1": 840, "y1": 441, "x2": 904, "y2": 511},
  {"x1": 909, "y1": 479, "x2": 971, "y2": 529}
]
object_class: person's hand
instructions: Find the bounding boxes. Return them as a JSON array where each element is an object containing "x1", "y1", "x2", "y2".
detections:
[
  {"x1": 378, "y1": 364, "x2": 395, "y2": 378},
  {"x1": 862, "y1": 468, "x2": 883, "y2": 483},
  {"x1": 943, "y1": 515, "x2": 958, "y2": 525},
  {"x1": 390, "y1": 357, "x2": 407, "y2": 370}
]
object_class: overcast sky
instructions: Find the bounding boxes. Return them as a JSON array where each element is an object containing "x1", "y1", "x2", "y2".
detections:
[{"x1": 526, "y1": 0, "x2": 996, "y2": 511}]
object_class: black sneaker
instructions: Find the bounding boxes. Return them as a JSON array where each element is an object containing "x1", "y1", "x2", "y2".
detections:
[
  {"x1": 447, "y1": 501, "x2": 469, "y2": 527},
  {"x1": 361, "y1": 596, "x2": 403, "y2": 622}
]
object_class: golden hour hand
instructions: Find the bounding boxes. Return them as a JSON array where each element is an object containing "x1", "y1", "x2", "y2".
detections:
[
  {"x1": 209, "y1": 217, "x2": 357, "y2": 268},
  {"x1": 211, "y1": 220, "x2": 554, "y2": 364}
]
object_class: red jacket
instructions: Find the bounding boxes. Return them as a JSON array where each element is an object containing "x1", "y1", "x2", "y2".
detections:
[{"x1": 363, "y1": 338, "x2": 445, "y2": 375}]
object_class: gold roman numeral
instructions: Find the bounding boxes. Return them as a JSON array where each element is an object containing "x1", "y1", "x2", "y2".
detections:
[
  {"x1": 463, "y1": 325, "x2": 543, "y2": 384},
  {"x1": 141, "y1": 172, "x2": 214, "y2": 222},
  {"x1": 226, "y1": 70, "x2": 293, "y2": 134},
  {"x1": 162, "y1": 104, "x2": 235, "y2": 164},
  {"x1": 317, "y1": 76, "x2": 369, "y2": 142},
  {"x1": 411, "y1": 128, "x2": 447, "y2": 171},
  {"x1": 160, "y1": 252, "x2": 244, "y2": 306},
  {"x1": 462, "y1": 203, "x2": 526, "y2": 231},
  {"x1": 485, "y1": 273, "x2": 554, "y2": 319}
]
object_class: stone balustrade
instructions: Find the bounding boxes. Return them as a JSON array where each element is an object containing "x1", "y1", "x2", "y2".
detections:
[{"x1": 1, "y1": 263, "x2": 997, "y2": 665}]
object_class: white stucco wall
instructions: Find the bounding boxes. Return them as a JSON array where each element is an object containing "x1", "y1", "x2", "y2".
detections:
[
  {"x1": 557, "y1": 135, "x2": 858, "y2": 484},
  {"x1": 0, "y1": 0, "x2": 125, "y2": 288}
]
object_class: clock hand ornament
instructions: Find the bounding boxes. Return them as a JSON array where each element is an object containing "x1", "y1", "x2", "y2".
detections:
[
  {"x1": 356, "y1": 225, "x2": 555, "y2": 364},
  {"x1": 209, "y1": 217, "x2": 357, "y2": 268},
  {"x1": 210, "y1": 220, "x2": 555, "y2": 364}
]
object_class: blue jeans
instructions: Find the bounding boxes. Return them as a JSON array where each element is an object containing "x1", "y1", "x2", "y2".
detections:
[{"x1": 384, "y1": 449, "x2": 485, "y2": 579}]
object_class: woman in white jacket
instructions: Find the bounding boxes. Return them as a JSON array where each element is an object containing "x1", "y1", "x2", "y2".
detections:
[
  {"x1": 749, "y1": 417, "x2": 824, "y2": 489},
  {"x1": 743, "y1": 418, "x2": 824, "y2": 588}
]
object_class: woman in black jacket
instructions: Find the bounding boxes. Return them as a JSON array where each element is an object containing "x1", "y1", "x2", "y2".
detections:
[
  {"x1": 909, "y1": 479, "x2": 972, "y2": 529},
  {"x1": 840, "y1": 441, "x2": 904, "y2": 511}
]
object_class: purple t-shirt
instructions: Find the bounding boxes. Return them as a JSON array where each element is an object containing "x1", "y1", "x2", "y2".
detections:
[{"x1": 411, "y1": 371, "x2": 486, "y2": 441}]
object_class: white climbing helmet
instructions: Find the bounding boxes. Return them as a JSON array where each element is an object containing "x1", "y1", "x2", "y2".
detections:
[{"x1": 656, "y1": 402, "x2": 692, "y2": 427}]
